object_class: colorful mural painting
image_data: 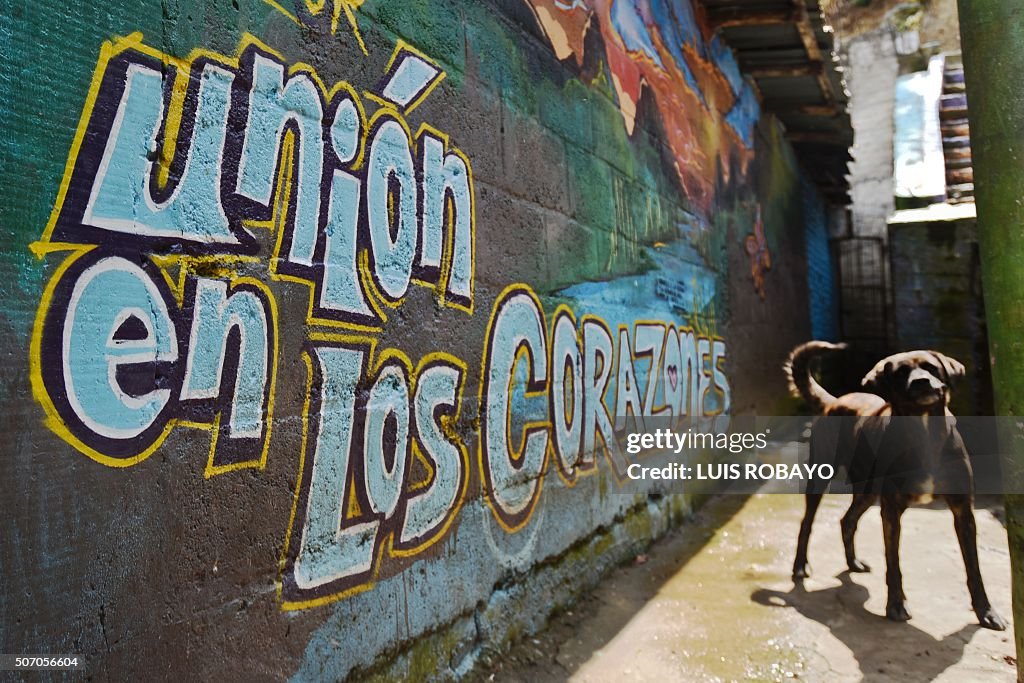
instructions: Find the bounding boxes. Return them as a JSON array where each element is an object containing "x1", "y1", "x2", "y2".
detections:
[
  {"x1": 522, "y1": 0, "x2": 760, "y2": 213},
  {"x1": 0, "y1": 0, "x2": 825, "y2": 678},
  {"x1": 746, "y1": 206, "x2": 772, "y2": 300}
]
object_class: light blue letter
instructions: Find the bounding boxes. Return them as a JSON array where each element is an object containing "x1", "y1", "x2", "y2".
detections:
[
  {"x1": 84, "y1": 63, "x2": 236, "y2": 243},
  {"x1": 294, "y1": 346, "x2": 378, "y2": 590},
  {"x1": 180, "y1": 279, "x2": 271, "y2": 439},
  {"x1": 62, "y1": 257, "x2": 178, "y2": 440},
  {"x1": 237, "y1": 54, "x2": 325, "y2": 267},
  {"x1": 366, "y1": 118, "x2": 417, "y2": 300},
  {"x1": 420, "y1": 134, "x2": 473, "y2": 303}
]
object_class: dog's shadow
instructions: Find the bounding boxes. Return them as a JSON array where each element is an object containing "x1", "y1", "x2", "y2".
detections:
[{"x1": 752, "y1": 572, "x2": 979, "y2": 682}]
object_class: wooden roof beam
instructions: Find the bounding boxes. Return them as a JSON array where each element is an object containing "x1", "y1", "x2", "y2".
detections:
[
  {"x1": 747, "y1": 61, "x2": 823, "y2": 78},
  {"x1": 709, "y1": 8, "x2": 796, "y2": 30},
  {"x1": 774, "y1": 103, "x2": 841, "y2": 117},
  {"x1": 791, "y1": 2, "x2": 839, "y2": 108}
]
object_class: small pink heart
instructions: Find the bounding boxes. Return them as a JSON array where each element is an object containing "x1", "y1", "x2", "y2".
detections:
[{"x1": 667, "y1": 364, "x2": 679, "y2": 392}]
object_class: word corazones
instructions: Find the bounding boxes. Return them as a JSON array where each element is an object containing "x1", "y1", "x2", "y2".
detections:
[{"x1": 478, "y1": 286, "x2": 730, "y2": 532}]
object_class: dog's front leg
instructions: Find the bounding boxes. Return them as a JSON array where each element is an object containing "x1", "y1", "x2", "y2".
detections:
[
  {"x1": 946, "y1": 494, "x2": 1007, "y2": 630},
  {"x1": 881, "y1": 495, "x2": 911, "y2": 621},
  {"x1": 842, "y1": 492, "x2": 877, "y2": 572}
]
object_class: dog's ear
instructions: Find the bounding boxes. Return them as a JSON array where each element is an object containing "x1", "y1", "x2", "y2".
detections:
[
  {"x1": 929, "y1": 351, "x2": 966, "y2": 387},
  {"x1": 861, "y1": 360, "x2": 894, "y2": 399}
]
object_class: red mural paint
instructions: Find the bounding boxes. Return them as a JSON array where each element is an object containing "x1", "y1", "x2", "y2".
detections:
[
  {"x1": 746, "y1": 205, "x2": 772, "y2": 299},
  {"x1": 522, "y1": 0, "x2": 756, "y2": 215}
]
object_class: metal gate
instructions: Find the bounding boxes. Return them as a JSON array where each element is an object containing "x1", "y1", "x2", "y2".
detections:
[{"x1": 834, "y1": 236, "x2": 889, "y2": 354}]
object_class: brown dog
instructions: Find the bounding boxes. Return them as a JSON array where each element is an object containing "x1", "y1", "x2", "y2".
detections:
[{"x1": 785, "y1": 341, "x2": 1006, "y2": 630}]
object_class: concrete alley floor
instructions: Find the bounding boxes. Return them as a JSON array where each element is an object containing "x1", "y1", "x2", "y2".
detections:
[{"x1": 477, "y1": 493, "x2": 1017, "y2": 682}]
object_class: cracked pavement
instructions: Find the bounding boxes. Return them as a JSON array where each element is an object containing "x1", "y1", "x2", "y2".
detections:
[{"x1": 477, "y1": 492, "x2": 1016, "y2": 682}]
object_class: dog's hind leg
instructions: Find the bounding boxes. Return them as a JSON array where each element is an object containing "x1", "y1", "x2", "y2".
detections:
[
  {"x1": 841, "y1": 493, "x2": 876, "y2": 572},
  {"x1": 794, "y1": 423, "x2": 834, "y2": 581},
  {"x1": 945, "y1": 494, "x2": 1007, "y2": 630},
  {"x1": 881, "y1": 495, "x2": 911, "y2": 621},
  {"x1": 793, "y1": 492, "x2": 823, "y2": 580}
]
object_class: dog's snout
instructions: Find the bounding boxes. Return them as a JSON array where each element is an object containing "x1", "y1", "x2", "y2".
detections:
[
  {"x1": 907, "y1": 368, "x2": 945, "y2": 402},
  {"x1": 910, "y1": 376, "x2": 935, "y2": 390}
]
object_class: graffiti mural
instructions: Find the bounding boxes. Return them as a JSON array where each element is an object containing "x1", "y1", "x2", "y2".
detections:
[
  {"x1": 521, "y1": 0, "x2": 761, "y2": 214},
  {"x1": 31, "y1": 33, "x2": 473, "y2": 470},
  {"x1": 260, "y1": 0, "x2": 369, "y2": 53},
  {"x1": 0, "y1": 0, "x2": 830, "y2": 675},
  {"x1": 27, "y1": 23, "x2": 732, "y2": 611},
  {"x1": 746, "y1": 206, "x2": 772, "y2": 299},
  {"x1": 28, "y1": 31, "x2": 480, "y2": 607}
]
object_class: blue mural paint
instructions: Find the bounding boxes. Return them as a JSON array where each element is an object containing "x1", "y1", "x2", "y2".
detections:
[
  {"x1": 480, "y1": 288, "x2": 550, "y2": 527},
  {"x1": 363, "y1": 364, "x2": 411, "y2": 519},
  {"x1": 711, "y1": 36, "x2": 761, "y2": 147},
  {"x1": 322, "y1": 169, "x2": 375, "y2": 318},
  {"x1": 293, "y1": 346, "x2": 376, "y2": 591},
  {"x1": 180, "y1": 279, "x2": 271, "y2": 439},
  {"x1": 236, "y1": 53, "x2": 325, "y2": 267},
  {"x1": 84, "y1": 63, "x2": 237, "y2": 243},
  {"x1": 400, "y1": 363, "x2": 464, "y2": 545},
  {"x1": 609, "y1": 0, "x2": 665, "y2": 68},
  {"x1": 366, "y1": 117, "x2": 419, "y2": 301},
  {"x1": 419, "y1": 133, "x2": 474, "y2": 304},
  {"x1": 802, "y1": 175, "x2": 840, "y2": 341},
  {"x1": 646, "y1": 0, "x2": 706, "y2": 102},
  {"x1": 381, "y1": 53, "x2": 442, "y2": 108},
  {"x1": 62, "y1": 256, "x2": 178, "y2": 439},
  {"x1": 725, "y1": 87, "x2": 761, "y2": 148},
  {"x1": 329, "y1": 96, "x2": 361, "y2": 163}
]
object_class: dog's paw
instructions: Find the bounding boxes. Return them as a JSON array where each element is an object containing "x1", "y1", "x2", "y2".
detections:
[
  {"x1": 792, "y1": 563, "x2": 811, "y2": 580},
  {"x1": 847, "y1": 558, "x2": 871, "y2": 573},
  {"x1": 886, "y1": 602, "x2": 912, "y2": 622},
  {"x1": 977, "y1": 607, "x2": 1007, "y2": 631}
]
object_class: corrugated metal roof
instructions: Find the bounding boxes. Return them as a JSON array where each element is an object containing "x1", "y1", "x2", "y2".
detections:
[{"x1": 706, "y1": 0, "x2": 853, "y2": 204}]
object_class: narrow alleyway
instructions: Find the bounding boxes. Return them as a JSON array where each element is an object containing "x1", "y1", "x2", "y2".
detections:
[{"x1": 480, "y1": 489, "x2": 1016, "y2": 682}]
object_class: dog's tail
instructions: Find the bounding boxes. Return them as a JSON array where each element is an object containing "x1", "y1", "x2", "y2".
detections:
[{"x1": 784, "y1": 341, "x2": 847, "y2": 414}]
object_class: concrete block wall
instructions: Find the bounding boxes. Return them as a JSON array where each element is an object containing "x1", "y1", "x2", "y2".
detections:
[
  {"x1": 0, "y1": 0, "x2": 829, "y2": 678},
  {"x1": 889, "y1": 217, "x2": 992, "y2": 415}
]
